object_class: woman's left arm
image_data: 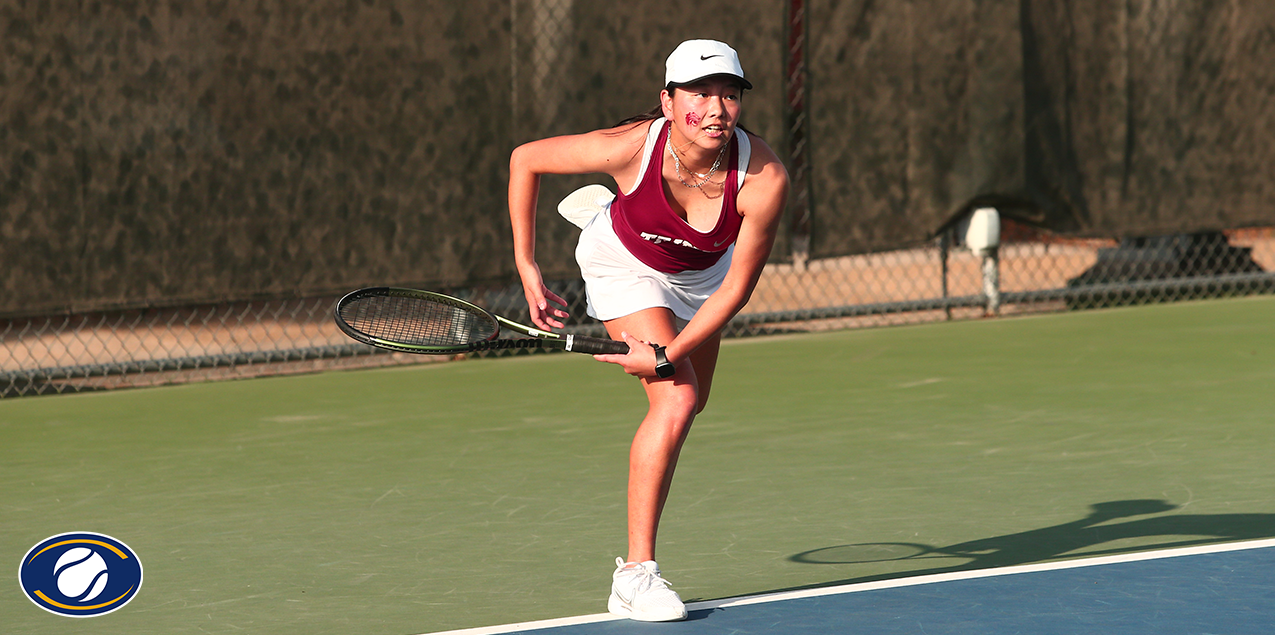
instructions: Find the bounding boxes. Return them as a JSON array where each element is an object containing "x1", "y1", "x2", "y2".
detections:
[{"x1": 661, "y1": 136, "x2": 790, "y2": 365}]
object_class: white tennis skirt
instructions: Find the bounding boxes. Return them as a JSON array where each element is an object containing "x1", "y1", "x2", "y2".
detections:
[{"x1": 575, "y1": 208, "x2": 732, "y2": 323}]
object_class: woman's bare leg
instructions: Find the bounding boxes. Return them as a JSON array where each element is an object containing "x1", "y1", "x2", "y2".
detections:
[{"x1": 604, "y1": 308, "x2": 722, "y2": 562}]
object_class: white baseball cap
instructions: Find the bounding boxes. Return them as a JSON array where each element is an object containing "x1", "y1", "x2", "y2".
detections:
[{"x1": 664, "y1": 39, "x2": 752, "y2": 90}]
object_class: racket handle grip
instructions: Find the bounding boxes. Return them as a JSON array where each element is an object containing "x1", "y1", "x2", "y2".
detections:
[{"x1": 567, "y1": 334, "x2": 630, "y2": 355}]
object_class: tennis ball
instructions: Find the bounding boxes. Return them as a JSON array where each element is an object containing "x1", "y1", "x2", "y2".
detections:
[{"x1": 54, "y1": 547, "x2": 109, "y2": 602}]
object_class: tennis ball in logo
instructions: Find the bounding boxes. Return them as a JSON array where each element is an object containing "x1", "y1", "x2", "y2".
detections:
[{"x1": 54, "y1": 547, "x2": 109, "y2": 602}]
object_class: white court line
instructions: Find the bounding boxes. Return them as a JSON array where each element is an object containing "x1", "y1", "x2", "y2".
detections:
[{"x1": 422, "y1": 538, "x2": 1275, "y2": 635}]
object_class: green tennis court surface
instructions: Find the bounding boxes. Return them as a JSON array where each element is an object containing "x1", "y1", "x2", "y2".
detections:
[{"x1": 3, "y1": 297, "x2": 1273, "y2": 634}]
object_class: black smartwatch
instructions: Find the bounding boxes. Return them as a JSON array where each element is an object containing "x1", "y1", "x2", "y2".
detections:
[{"x1": 652, "y1": 345, "x2": 676, "y2": 379}]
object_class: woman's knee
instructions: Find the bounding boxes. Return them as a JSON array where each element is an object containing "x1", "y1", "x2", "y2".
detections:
[
  {"x1": 650, "y1": 379, "x2": 699, "y2": 423},
  {"x1": 671, "y1": 386, "x2": 701, "y2": 421}
]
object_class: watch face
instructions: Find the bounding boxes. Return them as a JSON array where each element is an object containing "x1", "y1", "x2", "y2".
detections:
[{"x1": 654, "y1": 346, "x2": 676, "y2": 378}]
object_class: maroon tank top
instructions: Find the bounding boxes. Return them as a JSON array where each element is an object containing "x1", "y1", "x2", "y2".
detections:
[{"x1": 610, "y1": 121, "x2": 743, "y2": 274}]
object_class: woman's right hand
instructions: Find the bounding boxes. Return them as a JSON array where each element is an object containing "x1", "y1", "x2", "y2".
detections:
[{"x1": 519, "y1": 263, "x2": 569, "y2": 331}]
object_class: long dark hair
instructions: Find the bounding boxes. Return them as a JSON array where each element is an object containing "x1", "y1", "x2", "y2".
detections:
[{"x1": 612, "y1": 104, "x2": 665, "y2": 129}]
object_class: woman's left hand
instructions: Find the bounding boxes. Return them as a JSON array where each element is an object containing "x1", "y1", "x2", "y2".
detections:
[{"x1": 593, "y1": 331, "x2": 662, "y2": 378}]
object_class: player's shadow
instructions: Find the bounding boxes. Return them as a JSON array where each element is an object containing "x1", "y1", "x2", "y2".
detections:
[{"x1": 779, "y1": 499, "x2": 1275, "y2": 592}]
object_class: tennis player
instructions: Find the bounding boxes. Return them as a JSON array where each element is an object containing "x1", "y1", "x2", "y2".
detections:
[{"x1": 508, "y1": 39, "x2": 789, "y2": 622}]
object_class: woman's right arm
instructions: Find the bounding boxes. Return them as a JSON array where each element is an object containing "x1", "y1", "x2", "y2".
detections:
[
  {"x1": 508, "y1": 142, "x2": 561, "y2": 329},
  {"x1": 508, "y1": 125, "x2": 649, "y2": 330}
]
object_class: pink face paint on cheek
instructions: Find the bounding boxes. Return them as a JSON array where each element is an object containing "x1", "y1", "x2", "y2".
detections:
[{"x1": 685, "y1": 112, "x2": 702, "y2": 128}]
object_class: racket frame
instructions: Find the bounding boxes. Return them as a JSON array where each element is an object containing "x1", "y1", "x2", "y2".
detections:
[{"x1": 334, "y1": 287, "x2": 628, "y2": 356}]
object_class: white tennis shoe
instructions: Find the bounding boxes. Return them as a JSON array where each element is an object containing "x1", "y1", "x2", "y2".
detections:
[{"x1": 607, "y1": 557, "x2": 688, "y2": 622}]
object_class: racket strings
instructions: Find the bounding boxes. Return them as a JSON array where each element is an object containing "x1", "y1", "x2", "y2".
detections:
[{"x1": 343, "y1": 295, "x2": 496, "y2": 346}]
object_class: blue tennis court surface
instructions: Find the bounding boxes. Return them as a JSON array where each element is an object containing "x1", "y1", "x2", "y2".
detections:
[{"x1": 433, "y1": 540, "x2": 1275, "y2": 635}]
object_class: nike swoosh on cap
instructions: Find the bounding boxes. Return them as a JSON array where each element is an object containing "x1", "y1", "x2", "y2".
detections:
[{"x1": 700, "y1": 54, "x2": 722, "y2": 60}]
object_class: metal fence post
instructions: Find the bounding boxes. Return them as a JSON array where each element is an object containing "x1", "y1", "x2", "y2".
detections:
[{"x1": 785, "y1": 0, "x2": 811, "y2": 270}]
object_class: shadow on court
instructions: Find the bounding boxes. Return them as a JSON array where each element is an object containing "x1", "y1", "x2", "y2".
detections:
[{"x1": 783, "y1": 499, "x2": 1275, "y2": 591}]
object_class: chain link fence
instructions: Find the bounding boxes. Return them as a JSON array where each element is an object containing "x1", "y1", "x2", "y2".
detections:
[
  {"x1": 6, "y1": 4, "x2": 1274, "y2": 397},
  {"x1": 5, "y1": 223, "x2": 1272, "y2": 397}
]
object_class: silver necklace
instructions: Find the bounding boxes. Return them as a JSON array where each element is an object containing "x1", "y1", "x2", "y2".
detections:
[{"x1": 667, "y1": 136, "x2": 727, "y2": 189}]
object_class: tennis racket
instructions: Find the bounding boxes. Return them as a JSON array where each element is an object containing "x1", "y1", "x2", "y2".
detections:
[{"x1": 334, "y1": 287, "x2": 630, "y2": 355}]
